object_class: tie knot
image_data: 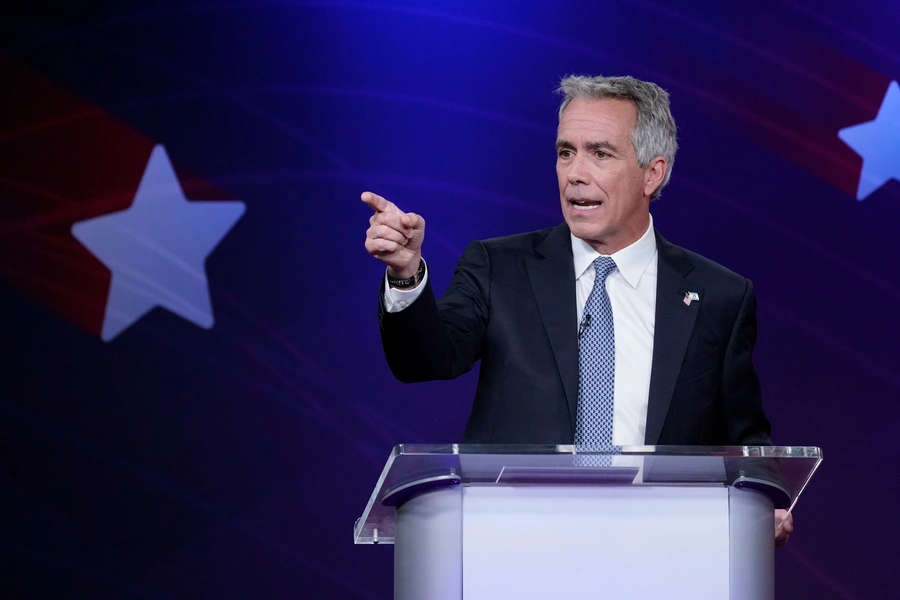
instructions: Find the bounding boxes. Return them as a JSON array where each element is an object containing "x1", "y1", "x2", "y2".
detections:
[{"x1": 593, "y1": 256, "x2": 617, "y2": 283}]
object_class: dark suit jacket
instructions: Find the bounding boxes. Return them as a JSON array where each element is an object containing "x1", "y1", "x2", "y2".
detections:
[{"x1": 379, "y1": 223, "x2": 772, "y2": 446}]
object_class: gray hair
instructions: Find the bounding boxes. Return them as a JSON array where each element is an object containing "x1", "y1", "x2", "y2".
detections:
[{"x1": 557, "y1": 75, "x2": 678, "y2": 200}]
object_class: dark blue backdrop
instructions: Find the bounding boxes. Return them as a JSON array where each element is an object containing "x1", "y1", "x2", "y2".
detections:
[{"x1": 2, "y1": 1, "x2": 899, "y2": 598}]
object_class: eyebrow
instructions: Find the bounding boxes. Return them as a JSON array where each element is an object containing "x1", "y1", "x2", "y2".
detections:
[
  {"x1": 555, "y1": 139, "x2": 620, "y2": 154},
  {"x1": 587, "y1": 140, "x2": 619, "y2": 154}
]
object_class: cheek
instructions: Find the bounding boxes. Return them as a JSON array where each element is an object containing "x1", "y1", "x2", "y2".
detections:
[
  {"x1": 605, "y1": 169, "x2": 639, "y2": 195},
  {"x1": 622, "y1": 168, "x2": 646, "y2": 189},
  {"x1": 592, "y1": 170, "x2": 616, "y2": 193}
]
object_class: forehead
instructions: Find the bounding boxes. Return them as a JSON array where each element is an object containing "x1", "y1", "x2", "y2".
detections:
[{"x1": 557, "y1": 97, "x2": 637, "y2": 142}]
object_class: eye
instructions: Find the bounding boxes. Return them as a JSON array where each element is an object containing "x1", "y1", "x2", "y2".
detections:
[
  {"x1": 558, "y1": 149, "x2": 573, "y2": 159},
  {"x1": 594, "y1": 150, "x2": 610, "y2": 158}
]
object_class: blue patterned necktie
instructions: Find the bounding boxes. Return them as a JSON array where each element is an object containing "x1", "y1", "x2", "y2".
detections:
[{"x1": 575, "y1": 256, "x2": 617, "y2": 447}]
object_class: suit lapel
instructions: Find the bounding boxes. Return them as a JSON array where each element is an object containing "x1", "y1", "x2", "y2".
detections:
[
  {"x1": 526, "y1": 224, "x2": 579, "y2": 428},
  {"x1": 645, "y1": 232, "x2": 701, "y2": 445}
]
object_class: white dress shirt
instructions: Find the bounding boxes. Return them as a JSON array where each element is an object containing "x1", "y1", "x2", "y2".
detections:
[{"x1": 383, "y1": 218, "x2": 659, "y2": 445}]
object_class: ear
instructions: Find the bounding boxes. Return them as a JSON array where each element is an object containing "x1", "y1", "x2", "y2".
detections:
[{"x1": 643, "y1": 156, "x2": 667, "y2": 198}]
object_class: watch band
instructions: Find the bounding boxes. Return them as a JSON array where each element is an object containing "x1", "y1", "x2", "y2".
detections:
[{"x1": 387, "y1": 259, "x2": 426, "y2": 289}]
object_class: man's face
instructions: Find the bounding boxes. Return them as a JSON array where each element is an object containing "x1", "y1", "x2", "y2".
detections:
[{"x1": 556, "y1": 98, "x2": 663, "y2": 254}]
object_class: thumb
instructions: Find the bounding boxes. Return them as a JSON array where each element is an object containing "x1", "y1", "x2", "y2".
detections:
[{"x1": 403, "y1": 211, "x2": 425, "y2": 232}]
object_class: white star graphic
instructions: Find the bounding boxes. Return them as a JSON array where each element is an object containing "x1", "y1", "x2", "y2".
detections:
[
  {"x1": 72, "y1": 145, "x2": 245, "y2": 341},
  {"x1": 838, "y1": 80, "x2": 900, "y2": 200}
]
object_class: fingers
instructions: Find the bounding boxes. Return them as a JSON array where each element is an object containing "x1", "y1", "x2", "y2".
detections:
[
  {"x1": 779, "y1": 511, "x2": 794, "y2": 534},
  {"x1": 370, "y1": 208, "x2": 425, "y2": 239},
  {"x1": 365, "y1": 236, "x2": 407, "y2": 257},
  {"x1": 370, "y1": 210, "x2": 414, "y2": 237},
  {"x1": 365, "y1": 212, "x2": 420, "y2": 264},
  {"x1": 367, "y1": 223, "x2": 409, "y2": 247},
  {"x1": 774, "y1": 509, "x2": 793, "y2": 548},
  {"x1": 361, "y1": 193, "x2": 424, "y2": 229},
  {"x1": 361, "y1": 191, "x2": 397, "y2": 214}
]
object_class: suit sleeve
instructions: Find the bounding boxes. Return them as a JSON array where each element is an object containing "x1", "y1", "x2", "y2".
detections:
[
  {"x1": 718, "y1": 279, "x2": 773, "y2": 446},
  {"x1": 719, "y1": 280, "x2": 793, "y2": 505},
  {"x1": 379, "y1": 240, "x2": 491, "y2": 383}
]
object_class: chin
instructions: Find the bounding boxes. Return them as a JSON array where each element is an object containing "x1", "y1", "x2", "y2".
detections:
[{"x1": 566, "y1": 220, "x2": 601, "y2": 242}]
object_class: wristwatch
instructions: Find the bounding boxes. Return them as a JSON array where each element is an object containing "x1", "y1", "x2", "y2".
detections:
[{"x1": 387, "y1": 259, "x2": 426, "y2": 289}]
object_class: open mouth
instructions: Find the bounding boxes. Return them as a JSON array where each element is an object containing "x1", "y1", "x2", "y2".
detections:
[{"x1": 570, "y1": 199, "x2": 603, "y2": 211}]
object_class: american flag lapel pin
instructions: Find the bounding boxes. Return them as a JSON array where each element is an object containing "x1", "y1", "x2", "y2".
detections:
[{"x1": 683, "y1": 291, "x2": 700, "y2": 306}]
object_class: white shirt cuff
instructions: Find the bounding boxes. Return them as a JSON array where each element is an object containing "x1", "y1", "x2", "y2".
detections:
[{"x1": 383, "y1": 261, "x2": 429, "y2": 313}]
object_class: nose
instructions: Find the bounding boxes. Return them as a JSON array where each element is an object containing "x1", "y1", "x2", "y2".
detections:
[{"x1": 567, "y1": 153, "x2": 591, "y2": 185}]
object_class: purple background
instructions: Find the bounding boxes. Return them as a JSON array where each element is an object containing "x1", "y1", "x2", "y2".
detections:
[{"x1": 2, "y1": 1, "x2": 899, "y2": 598}]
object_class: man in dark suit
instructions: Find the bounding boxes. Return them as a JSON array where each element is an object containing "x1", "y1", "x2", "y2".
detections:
[{"x1": 362, "y1": 74, "x2": 792, "y2": 545}]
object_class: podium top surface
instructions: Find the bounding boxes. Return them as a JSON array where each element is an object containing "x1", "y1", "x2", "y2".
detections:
[{"x1": 354, "y1": 444, "x2": 822, "y2": 544}]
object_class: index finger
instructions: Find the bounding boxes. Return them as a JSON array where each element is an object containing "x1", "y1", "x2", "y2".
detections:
[{"x1": 361, "y1": 191, "x2": 397, "y2": 214}]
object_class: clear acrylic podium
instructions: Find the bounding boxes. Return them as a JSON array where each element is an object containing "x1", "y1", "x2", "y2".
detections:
[{"x1": 355, "y1": 444, "x2": 822, "y2": 600}]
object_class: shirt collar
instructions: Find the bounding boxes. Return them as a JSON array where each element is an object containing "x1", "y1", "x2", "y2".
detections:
[{"x1": 571, "y1": 214, "x2": 657, "y2": 289}]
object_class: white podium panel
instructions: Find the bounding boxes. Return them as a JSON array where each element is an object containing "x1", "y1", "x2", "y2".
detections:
[{"x1": 462, "y1": 485, "x2": 730, "y2": 600}]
